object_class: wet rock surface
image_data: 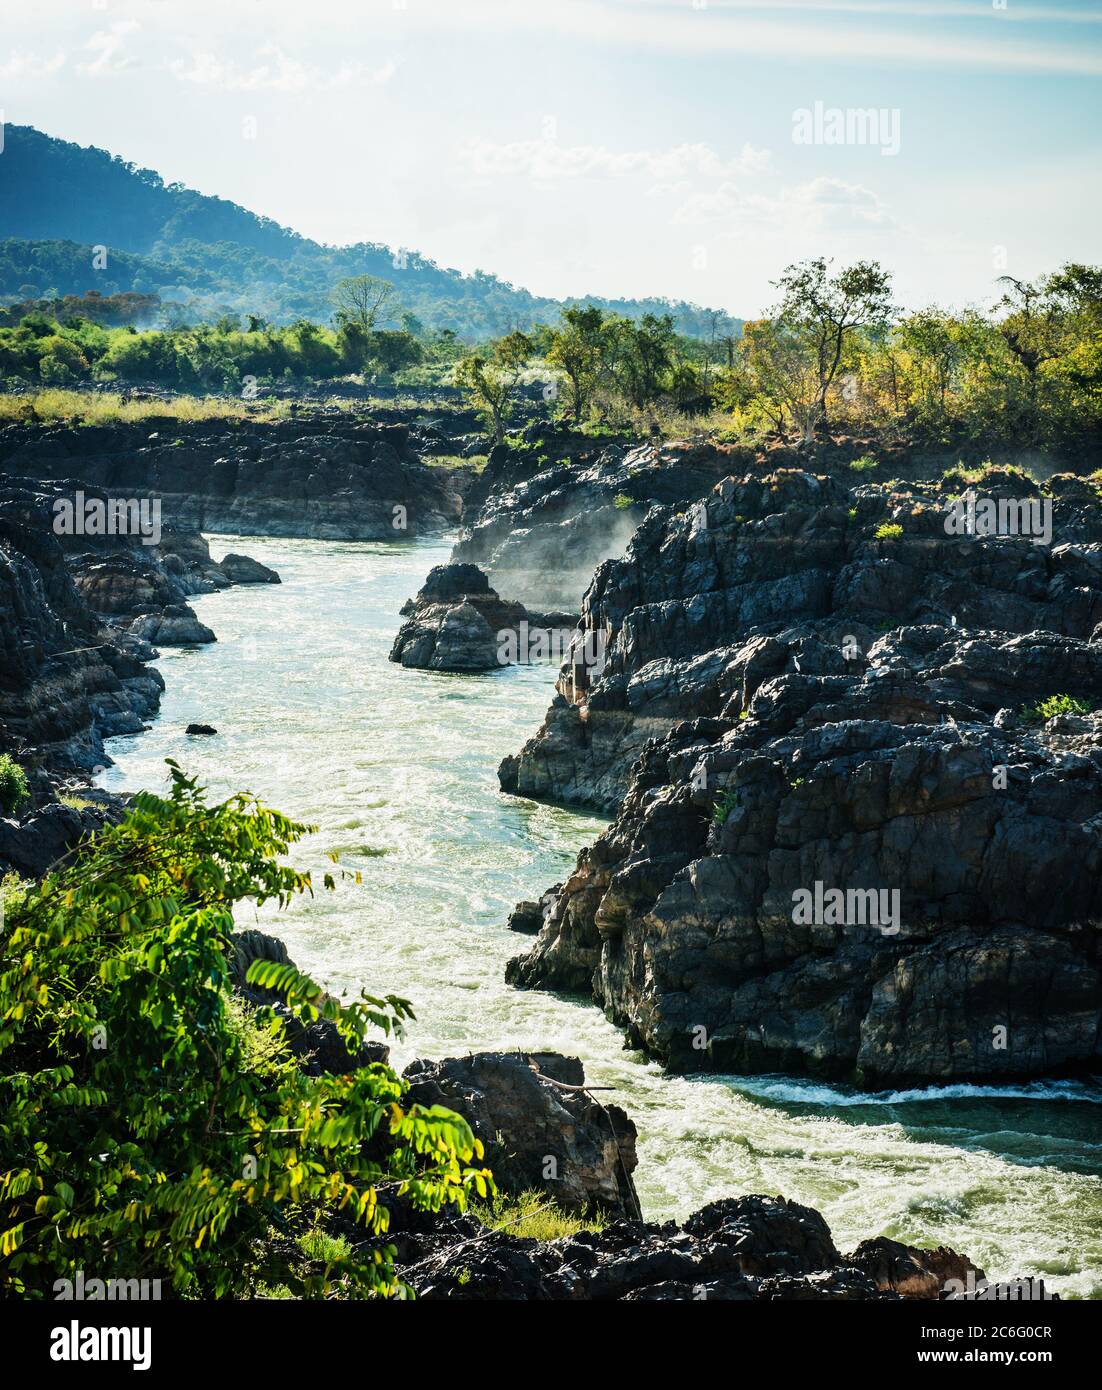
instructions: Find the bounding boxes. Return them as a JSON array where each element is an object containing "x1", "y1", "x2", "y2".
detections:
[
  {"x1": 505, "y1": 463, "x2": 1102, "y2": 1084},
  {"x1": 452, "y1": 440, "x2": 738, "y2": 611}
]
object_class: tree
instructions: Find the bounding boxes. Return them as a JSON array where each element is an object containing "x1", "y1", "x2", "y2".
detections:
[
  {"x1": 546, "y1": 306, "x2": 606, "y2": 423},
  {"x1": 0, "y1": 764, "x2": 490, "y2": 1299},
  {"x1": 771, "y1": 257, "x2": 894, "y2": 433},
  {"x1": 996, "y1": 264, "x2": 1102, "y2": 431},
  {"x1": 741, "y1": 318, "x2": 823, "y2": 442},
  {"x1": 455, "y1": 330, "x2": 532, "y2": 444},
  {"x1": 332, "y1": 275, "x2": 400, "y2": 337}
]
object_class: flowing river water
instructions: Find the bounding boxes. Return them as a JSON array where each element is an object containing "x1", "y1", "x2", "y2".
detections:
[{"x1": 96, "y1": 535, "x2": 1102, "y2": 1297}]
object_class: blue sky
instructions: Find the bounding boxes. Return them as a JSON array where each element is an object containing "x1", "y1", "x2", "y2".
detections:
[{"x1": 2, "y1": 0, "x2": 1100, "y2": 315}]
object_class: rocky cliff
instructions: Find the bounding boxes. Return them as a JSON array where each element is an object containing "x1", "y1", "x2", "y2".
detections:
[
  {"x1": 505, "y1": 463, "x2": 1102, "y2": 1085},
  {"x1": 0, "y1": 410, "x2": 468, "y2": 540}
]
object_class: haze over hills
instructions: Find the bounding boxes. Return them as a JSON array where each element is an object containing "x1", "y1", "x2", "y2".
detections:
[{"x1": 0, "y1": 125, "x2": 738, "y2": 340}]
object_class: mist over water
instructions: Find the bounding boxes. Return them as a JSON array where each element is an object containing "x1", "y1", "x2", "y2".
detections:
[{"x1": 97, "y1": 535, "x2": 1102, "y2": 1298}]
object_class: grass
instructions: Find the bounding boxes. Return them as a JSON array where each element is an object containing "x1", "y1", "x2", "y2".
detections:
[
  {"x1": 426, "y1": 453, "x2": 488, "y2": 472},
  {"x1": 298, "y1": 1226, "x2": 352, "y2": 1264},
  {"x1": 874, "y1": 522, "x2": 903, "y2": 540},
  {"x1": 59, "y1": 794, "x2": 96, "y2": 812},
  {"x1": 1021, "y1": 694, "x2": 1092, "y2": 725},
  {"x1": 849, "y1": 454, "x2": 878, "y2": 473},
  {"x1": 0, "y1": 388, "x2": 292, "y2": 426},
  {"x1": 469, "y1": 1190, "x2": 607, "y2": 1242},
  {"x1": 941, "y1": 460, "x2": 1038, "y2": 490}
]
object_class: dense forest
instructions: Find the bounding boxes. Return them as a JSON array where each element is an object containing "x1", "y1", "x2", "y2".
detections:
[
  {"x1": 0, "y1": 126, "x2": 739, "y2": 340},
  {"x1": 3, "y1": 258, "x2": 1098, "y2": 455}
]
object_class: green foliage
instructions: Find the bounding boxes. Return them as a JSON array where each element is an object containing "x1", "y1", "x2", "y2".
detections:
[
  {"x1": 454, "y1": 331, "x2": 532, "y2": 444},
  {"x1": 469, "y1": 1190, "x2": 606, "y2": 1241},
  {"x1": 712, "y1": 789, "x2": 740, "y2": 826},
  {"x1": 849, "y1": 455, "x2": 878, "y2": 472},
  {"x1": 874, "y1": 522, "x2": 903, "y2": 540},
  {"x1": 613, "y1": 494, "x2": 634, "y2": 510},
  {"x1": 0, "y1": 755, "x2": 30, "y2": 817},
  {"x1": 1021, "y1": 694, "x2": 1092, "y2": 725},
  {"x1": 0, "y1": 762, "x2": 491, "y2": 1299}
]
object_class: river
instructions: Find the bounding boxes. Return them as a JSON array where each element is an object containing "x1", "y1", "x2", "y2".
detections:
[{"x1": 96, "y1": 535, "x2": 1102, "y2": 1297}]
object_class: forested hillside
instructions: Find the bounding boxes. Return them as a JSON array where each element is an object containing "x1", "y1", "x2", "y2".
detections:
[{"x1": 0, "y1": 126, "x2": 737, "y2": 340}]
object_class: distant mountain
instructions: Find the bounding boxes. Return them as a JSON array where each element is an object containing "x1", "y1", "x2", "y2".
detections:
[{"x1": 0, "y1": 126, "x2": 739, "y2": 340}]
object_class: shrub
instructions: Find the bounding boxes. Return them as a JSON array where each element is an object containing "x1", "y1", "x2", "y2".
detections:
[
  {"x1": 0, "y1": 755, "x2": 29, "y2": 817},
  {"x1": 874, "y1": 522, "x2": 903, "y2": 540},
  {"x1": 0, "y1": 763, "x2": 491, "y2": 1299},
  {"x1": 470, "y1": 1190, "x2": 606, "y2": 1241},
  {"x1": 712, "y1": 788, "x2": 740, "y2": 826},
  {"x1": 848, "y1": 455, "x2": 878, "y2": 472},
  {"x1": 613, "y1": 494, "x2": 634, "y2": 510},
  {"x1": 1021, "y1": 694, "x2": 1092, "y2": 724}
]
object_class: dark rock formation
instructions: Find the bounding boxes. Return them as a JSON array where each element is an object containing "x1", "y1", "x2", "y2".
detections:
[
  {"x1": 0, "y1": 799, "x2": 118, "y2": 878},
  {"x1": 390, "y1": 563, "x2": 537, "y2": 672},
  {"x1": 0, "y1": 475, "x2": 277, "y2": 864},
  {"x1": 399, "y1": 1192, "x2": 984, "y2": 1301},
  {"x1": 0, "y1": 482, "x2": 166, "y2": 778},
  {"x1": 402, "y1": 1051, "x2": 640, "y2": 1219},
  {"x1": 0, "y1": 412, "x2": 466, "y2": 540},
  {"x1": 452, "y1": 440, "x2": 738, "y2": 611},
  {"x1": 505, "y1": 467, "x2": 1102, "y2": 1085},
  {"x1": 217, "y1": 552, "x2": 280, "y2": 585}
]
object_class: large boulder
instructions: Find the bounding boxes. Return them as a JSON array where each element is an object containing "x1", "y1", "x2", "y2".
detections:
[
  {"x1": 390, "y1": 564, "x2": 529, "y2": 672},
  {"x1": 402, "y1": 1051, "x2": 640, "y2": 1218}
]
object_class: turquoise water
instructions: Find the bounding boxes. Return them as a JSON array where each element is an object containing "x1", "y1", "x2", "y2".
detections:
[{"x1": 97, "y1": 535, "x2": 1102, "y2": 1297}]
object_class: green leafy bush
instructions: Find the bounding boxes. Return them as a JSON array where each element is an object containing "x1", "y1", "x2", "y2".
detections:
[
  {"x1": 613, "y1": 494, "x2": 634, "y2": 510},
  {"x1": 1021, "y1": 694, "x2": 1092, "y2": 724},
  {"x1": 712, "y1": 789, "x2": 740, "y2": 826},
  {"x1": 0, "y1": 755, "x2": 29, "y2": 817},
  {"x1": 848, "y1": 455, "x2": 878, "y2": 472},
  {"x1": 874, "y1": 522, "x2": 903, "y2": 540},
  {"x1": 0, "y1": 762, "x2": 490, "y2": 1299}
]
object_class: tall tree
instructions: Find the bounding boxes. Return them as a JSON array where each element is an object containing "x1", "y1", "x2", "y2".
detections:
[{"x1": 772, "y1": 257, "x2": 894, "y2": 433}]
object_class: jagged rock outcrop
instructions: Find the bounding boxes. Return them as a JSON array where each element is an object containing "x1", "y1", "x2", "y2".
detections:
[
  {"x1": 505, "y1": 467, "x2": 1102, "y2": 1084},
  {"x1": 452, "y1": 440, "x2": 738, "y2": 611},
  {"x1": 389, "y1": 563, "x2": 573, "y2": 672},
  {"x1": 390, "y1": 564, "x2": 528, "y2": 671},
  {"x1": 402, "y1": 1051, "x2": 640, "y2": 1219},
  {"x1": 0, "y1": 412, "x2": 466, "y2": 540},
  {"x1": 399, "y1": 1192, "x2": 986, "y2": 1301},
  {"x1": 0, "y1": 484, "x2": 166, "y2": 778},
  {"x1": 0, "y1": 476, "x2": 277, "y2": 844}
]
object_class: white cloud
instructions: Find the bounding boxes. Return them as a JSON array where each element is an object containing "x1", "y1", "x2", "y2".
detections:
[
  {"x1": 458, "y1": 139, "x2": 770, "y2": 184},
  {"x1": 674, "y1": 174, "x2": 896, "y2": 234},
  {"x1": 398, "y1": 0, "x2": 1102, "y2": 75},
  {"x1": 77, "y1": 21, "x2": 139, "y2": 79},
  {"x1": 168, "y1": 44, "x2": 396, "y2": 92},
  {"x1": 0, "y1": 50, "x2": 66, "y2": 81}
]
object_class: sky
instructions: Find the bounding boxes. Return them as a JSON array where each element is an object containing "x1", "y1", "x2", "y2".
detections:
[{"x1": 2, "y1": 0, "x2": 1100, "y2": 317}]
